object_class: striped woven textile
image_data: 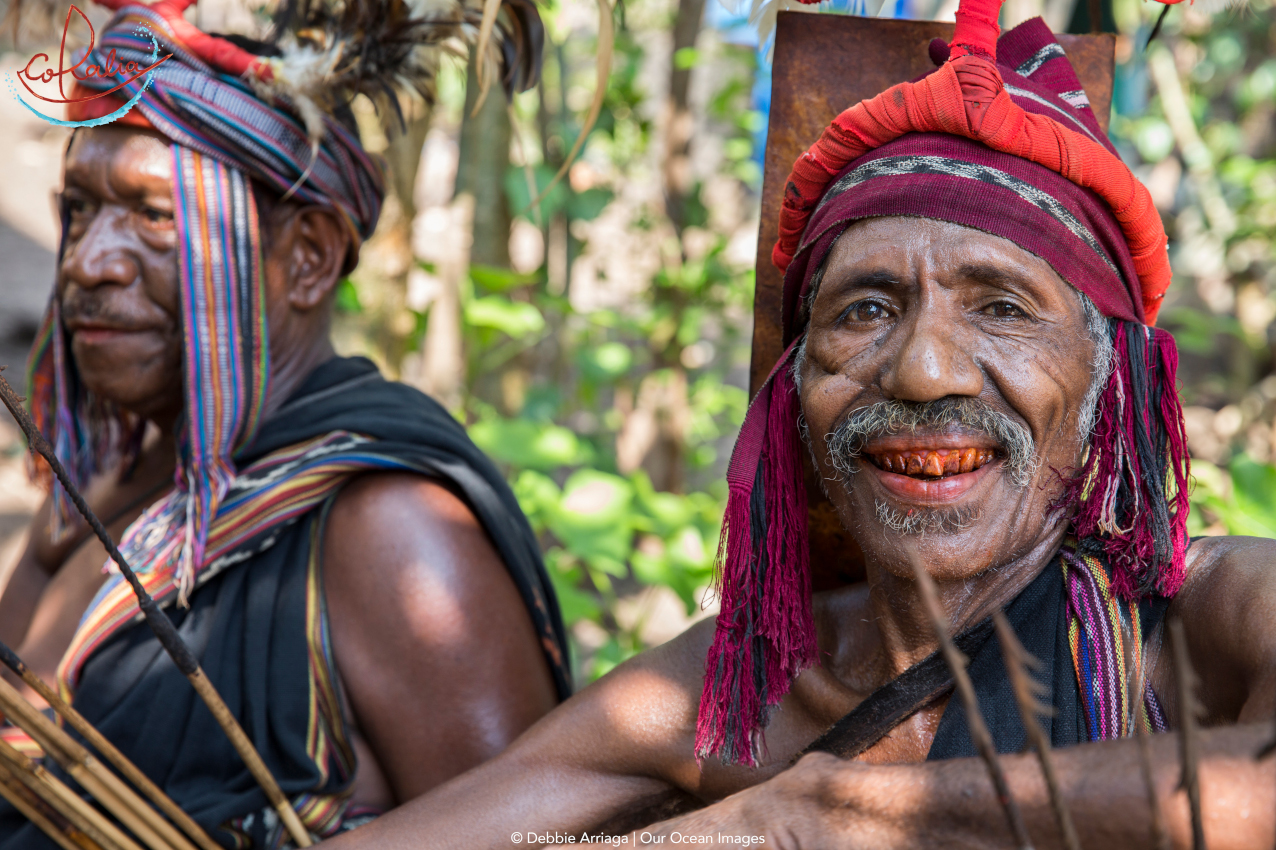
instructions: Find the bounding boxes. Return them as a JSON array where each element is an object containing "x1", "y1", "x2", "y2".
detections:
[
  {"x1": 219, "y1": 515, "x2": 360, "y2": 847},
  {"x1": 26, "y1": 2, "x2": 385, "y2": 601},
  {"x1": 58, "y1": 431, "x2": 425, "y2": 693},
  {"x1": 69, "y1": 4, "x2": 382, "y2": 238},
  {"x1": 1063, "y1": 542, "x2": 1168, "y2": 739}
]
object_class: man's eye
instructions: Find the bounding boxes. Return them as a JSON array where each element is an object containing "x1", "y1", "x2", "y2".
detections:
[
  {"x1": 842, "y1": 300, "x2": 888, "y2": 323},
  {"x1": 64, "y1": 196, "x2": 94, "y2": 218},
  {"x1": 140, "y1": 205, "x2": 173, "y2": 225},
  {"x1": 983, "y1": 301, "x2": 1026, "y2": 319}
]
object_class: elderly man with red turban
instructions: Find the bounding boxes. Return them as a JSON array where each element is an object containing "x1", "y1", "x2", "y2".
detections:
[{"x1": 326, "y1": 3, "x2": 1276, "y2": 848}]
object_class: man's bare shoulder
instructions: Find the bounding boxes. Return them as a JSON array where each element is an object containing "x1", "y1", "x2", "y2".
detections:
[
  {"x1": 321, "y1": 470, "x2": 559, "y2": 802},
  {"x1": 1169, "y1": 535, "x2": 1276, "y2": 724},
  {"x1": 1177, "y1": 534, "x2": 1276, "y2": 611}
]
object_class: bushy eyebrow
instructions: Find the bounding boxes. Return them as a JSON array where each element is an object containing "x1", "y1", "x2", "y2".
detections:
[
  {"x1": 825, "y1": 268, "x2": 900, "y2": 295},
  {"x1": 956, "y1": 262, "x2": 1035, "y2": 293}
]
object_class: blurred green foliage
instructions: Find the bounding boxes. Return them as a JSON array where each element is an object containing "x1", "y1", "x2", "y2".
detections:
[
  {"x1": 449, "y1": 1, "x2": 759, "y2": 682},
  {"x1": 1109, "y1": 0, "x2": 1276, "y2": 537}
]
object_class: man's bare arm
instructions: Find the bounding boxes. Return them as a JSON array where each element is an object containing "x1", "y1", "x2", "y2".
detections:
[
  {"x1": 639, "y1": 722, "x2": 1274, "y2": 849},
  {"x1": 320, "y1": 611, "x2": 726, "y2": 849}
]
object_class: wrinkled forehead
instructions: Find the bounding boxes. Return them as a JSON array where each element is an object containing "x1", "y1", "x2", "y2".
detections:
[{"x1": 64, "y1": 127, "x2": 173, "y2": 195}]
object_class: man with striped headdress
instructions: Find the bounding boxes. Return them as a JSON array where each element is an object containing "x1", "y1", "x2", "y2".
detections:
[
  {"x1": 325, "y1": 4, "x2": 1276, "y2": 847},
  {"x1": 0, "y1": 0, "x2": 569, "y2": 845}
]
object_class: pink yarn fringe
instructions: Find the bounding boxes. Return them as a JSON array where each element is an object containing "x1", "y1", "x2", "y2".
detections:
[
  {"x1": 1063, "y1": 325, "x2": 1190, "y2": 599},
  {"x1": 696, "y1": 346, "x2": 816, "y2": 766}
]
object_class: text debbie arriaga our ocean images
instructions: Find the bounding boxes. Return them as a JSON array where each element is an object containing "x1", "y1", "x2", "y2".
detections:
[{"x1": 511, "y1": 833, "x2": 767, "y2": 845}]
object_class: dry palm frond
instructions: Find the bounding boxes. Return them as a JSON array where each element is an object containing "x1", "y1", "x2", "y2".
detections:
[{"x1": 521, "y1": 0, "x2": 613, "y2": 216}]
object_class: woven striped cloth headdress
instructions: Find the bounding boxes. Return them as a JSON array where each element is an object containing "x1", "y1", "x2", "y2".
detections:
[
  {"x1": 698, "y1": 0, "x2": 1192, "y2": 765},
  {"x1": 27, "y1": 0, "x2": 542, "y2": 603}
]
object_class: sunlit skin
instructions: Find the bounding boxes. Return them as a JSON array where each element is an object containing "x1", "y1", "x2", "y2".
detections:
[
  {"x1": 0, "y1": 126, "x2": 558, "y2": 812},
  {"x1": 323, "y1": 216, "x2": 1276, "y2": 850}
]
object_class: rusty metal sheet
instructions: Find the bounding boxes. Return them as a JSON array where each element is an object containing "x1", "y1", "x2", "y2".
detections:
[{"x1": 749, "y1": 14, "x2": 1115, "y2": 585}]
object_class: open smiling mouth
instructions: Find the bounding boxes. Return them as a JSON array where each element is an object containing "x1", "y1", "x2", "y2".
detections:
[{"x1": 865, "y1": 448, "x2": 998, "y2": 480}]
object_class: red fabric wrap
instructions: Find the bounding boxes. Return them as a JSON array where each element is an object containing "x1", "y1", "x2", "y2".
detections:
[
  {"x1": 95, "y1": 0, "x2": 271, "y2": 80},
  {"x1": 773, "y1": 54, "x2": 1170, "y2": 325},
  {"x1": 65, "y1": 81, "x2": 155, "y2": 127},
  {"x1": 950, "y1": 0, "x2": 1001, "y2": 60}
]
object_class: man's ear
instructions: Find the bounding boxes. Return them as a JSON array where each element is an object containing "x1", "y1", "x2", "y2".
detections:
[{"x1": 270, "y1": 206, "x2": 350, "y2": 311}]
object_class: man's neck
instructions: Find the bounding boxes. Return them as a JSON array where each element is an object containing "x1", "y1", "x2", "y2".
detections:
[
  {"x1": 261, "y1": 338, "x2": 337, "y2": 422},
  {"x1": 861, "y1": 523, "x2": 1069, "y2": 680}
]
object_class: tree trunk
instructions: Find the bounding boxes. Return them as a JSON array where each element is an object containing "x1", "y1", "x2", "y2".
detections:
[
  {"x1": 456, "y1": 53, "x2": 513, "y2": 269},
  {"x1": 347, "y1": 98, "x2": 432, "y2": 377}
]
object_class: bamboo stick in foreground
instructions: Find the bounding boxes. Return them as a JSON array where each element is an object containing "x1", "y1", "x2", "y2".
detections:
[
  {"x1": 0, "y1": 760, "x2": 95, "y2": 850},
  {"x1": 993, "y1": 611, "x2": 1082, "y2": 850},
  {"x1": 1167, "y1": 617, "x2": 1207, "y2": 850},
  {"x1": 0, "y1": 370, "x2": 313, "y2": 849},
  {"x1": 0, "y1": 673, "x2": 195, "y2": 850},
  {"x1": 0, "y1": 736, "x2": 139, "y2": 850},
  {"x1": 0, "y1": 640, "x2": 218, "y2": 850},
  {"x1": 906, "y1": 559, "x2": 1034, "y2": 850},
  {"x1": 1135, "y1": 699, "x2": 1171, "y2": 850}
]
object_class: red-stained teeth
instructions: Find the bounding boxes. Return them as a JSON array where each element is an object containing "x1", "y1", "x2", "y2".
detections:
[
  {"x1": 923, "y1": 452, "x2": 944, "y2": 477},
  {"x1": 869, "y1": 447, "x2": 997, "y2": 477}
]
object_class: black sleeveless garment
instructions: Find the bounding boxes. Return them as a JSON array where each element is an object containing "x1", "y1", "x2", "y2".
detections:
[
  {"x1": 928, "y1": 556, "x2": 1169, "y2": 759},
  {"x1": 0, "y1": 357, "x2": 571, "y2": 848}
]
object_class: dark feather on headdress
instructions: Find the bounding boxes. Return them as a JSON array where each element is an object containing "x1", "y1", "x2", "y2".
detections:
[{"x1": 260, "y1": 0, "x2": 543, "y2": 139}]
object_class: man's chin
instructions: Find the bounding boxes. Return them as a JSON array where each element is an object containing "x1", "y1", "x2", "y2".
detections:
[
  {"x1": 873, "y1": 500, "x2": 981, "y2": 535},
  {"x1": 76, "y1": 369, "x2": 179, "y2": 418}
]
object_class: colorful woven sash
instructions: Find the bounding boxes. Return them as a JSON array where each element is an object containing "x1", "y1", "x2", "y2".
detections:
[
  {"x1": 58, "y1": 431, "x2": 427, "y2": 694},
  {"x1": 1063, "y1": 541, "x2": 1167, "y2": 738}
]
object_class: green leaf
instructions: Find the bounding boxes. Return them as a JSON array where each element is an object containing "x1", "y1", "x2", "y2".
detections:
[
  {"x1": 568, "y1": 188, "x2": 614, "y2": 222},
  {"x1": 547, "y1": 470, "x2": 636, "y2": 563},
  {"x1": 470, "y1": 417, "x2": 582, "y2": 469},
  {"x1": 512, "y1": 470, "x2": 561, "y2": 522},
  {"x1": 464, "y1": 297, "x2": 546, "y2": 339},
  {"x1": 1227, "y1": 456, "x2": 1276, "y2": 537},
  {"x1": 673, "y1": 47, "x2": 701, "y2": 70},
  {"x1": 548, "y1": 569, "x2": 601, "y2": 624},
  {"x1": 505, "y1": 165, "x2": 569, "y2": 220},
  {"x1": 579, "y1": 342, "x2": 633, "y2": 381},
  {"x1": 470, "y1": 264, "x2": 541, "y2": 293},
  {"x1": 335, "y1": 278, "x2": 362, "y2": 315}
]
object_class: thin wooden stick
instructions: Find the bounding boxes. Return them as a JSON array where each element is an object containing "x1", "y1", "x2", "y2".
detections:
[
  {"x1": 0, "y1": 673, "x2": 193, "y2": 850},
  {"x1": 0, "y1": 640, "x2": 219, "y2": 850},
  {"x1": 1135, "y1": 699, "x2": 1171, "y2": 850},
  {"x1": 993, "y1": 611, "x2": 1081, "y2": 850},
  {"x1": 0, "y1": 736, "x2": 138, "y2": 850},
  {"x1": 906, "y1": 559, "x2": 1033, "y2": 850},
  {"x1": 0, "y1": 371, "x2": 313, "y2": 848},
  {"x1": 1167, "y1": 617, "x2": 1207, "y2": 850},
  {"x1": 0, "y1": 760, "x2": 96, "y2": 850}
]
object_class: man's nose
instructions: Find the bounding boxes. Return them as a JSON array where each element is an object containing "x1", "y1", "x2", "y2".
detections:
[
  {"x1": 61, "y1": 211, "x2": 141, "y2": 290},
  {"x1": 879, "y1": 308, "x2": 984, "y2": 402}
]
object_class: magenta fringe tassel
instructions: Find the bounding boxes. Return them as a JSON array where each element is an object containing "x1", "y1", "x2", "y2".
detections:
[
  {"x1": 696, "y1": 341, "x2": 817, "y2": 766},
  {"x1": 1062, "y1": 322, "x2": 1191, "y2": 599}
]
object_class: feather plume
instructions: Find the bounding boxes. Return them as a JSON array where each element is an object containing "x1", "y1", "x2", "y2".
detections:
[{"x1": 259, "y1": 0, "x2": 543, "y2": 141}]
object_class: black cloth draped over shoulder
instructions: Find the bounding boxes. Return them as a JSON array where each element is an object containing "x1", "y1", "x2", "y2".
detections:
[
  {"x1": 0, "y1": 356, "x2": 571, "y2": 848},
  {"x1": 806, "y1": 556, "x2": 1169, "y2": 762}
]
